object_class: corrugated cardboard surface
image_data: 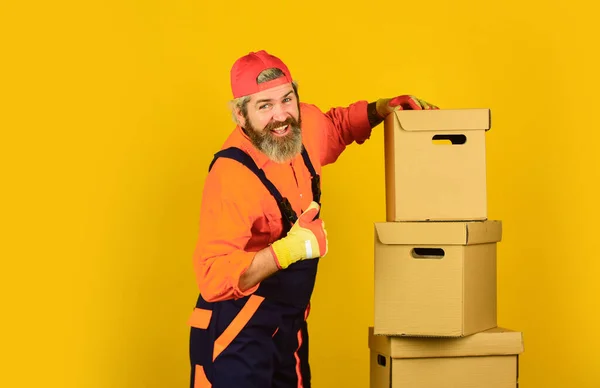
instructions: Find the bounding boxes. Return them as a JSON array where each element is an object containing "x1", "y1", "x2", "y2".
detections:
[
  {"x1": 374, "y1": 221, "x2": 499, "y2": 337},
  {"x1": 368, "y1": 327, "x2": 524, "y2": 358},
  {"x1": 463, "y1": 243, "x2": 497, "y2": 335},
  {"x1": 374, "y1": 220, "x2": 502, "y2": 245},
  {"x1": 389, "y1": 356, "x2": 517, "y2": 388},
  {"x1": 388, "y1": 108, "x2": 491, "y2": 132},
  {"x1": 383, "y1": 108, "x2": 491, "y2": 221},
  {"x1": 369, "y1": 327, "x2": 523, "y2": 388}
]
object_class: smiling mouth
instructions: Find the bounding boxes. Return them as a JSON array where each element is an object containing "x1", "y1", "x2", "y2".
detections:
[{"x1": 271, "y1": 125, "x2": 290, "y2": 137}]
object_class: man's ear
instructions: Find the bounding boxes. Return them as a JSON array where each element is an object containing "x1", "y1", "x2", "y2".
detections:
[
  {"x1": 234, "y1": 107, "x2": 246, "y2": 127},
  {"x1": 228, "y1": 100, "x2": 247, "y2": 127}
]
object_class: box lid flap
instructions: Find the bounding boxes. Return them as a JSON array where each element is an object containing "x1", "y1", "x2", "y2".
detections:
[
  {"x1": 374, "y1": 220, "x2": 502, "y2": 245},
  {"x1": 369, "y1": 327, "x2": 524, "y2": 359},
  {"x1": 389, "y1": 108, "x2": 491, "y2": 132}
]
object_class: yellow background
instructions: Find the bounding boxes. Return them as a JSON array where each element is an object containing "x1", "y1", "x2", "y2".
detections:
[{"x1": 2, "y1": 0, "x2": 599, "y2": 387}]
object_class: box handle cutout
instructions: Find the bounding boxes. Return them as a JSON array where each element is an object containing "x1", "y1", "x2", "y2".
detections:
[
  {"x1": 411, "y1": 247, "x2": 445, "y2": 259},
  {"x1": 377, "y1": 354, "x2": 387, "y2": 367},
  {"x1": 432, "y1": 134, "x2": 466, "y2": 145}
]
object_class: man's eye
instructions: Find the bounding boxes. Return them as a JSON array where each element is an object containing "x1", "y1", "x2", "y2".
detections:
[
  {"x1": 259, "y1": 104, "x2": 270, "y2": 110},
  {"x1": 283, "y1": 97, "x2": 291, "y2": 103}
]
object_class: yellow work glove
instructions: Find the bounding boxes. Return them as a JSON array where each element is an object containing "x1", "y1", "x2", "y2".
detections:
[
  {"x1": 375, "y1": 95, "x2": 439, "y2": 117},
  {"x1": 269, "y1": 201, "x2": 328, "y2": 269}
]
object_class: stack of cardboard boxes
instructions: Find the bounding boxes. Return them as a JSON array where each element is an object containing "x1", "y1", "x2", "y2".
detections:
[{"x1": 369, "y1": 109, "x2": 524, "y2": 387}]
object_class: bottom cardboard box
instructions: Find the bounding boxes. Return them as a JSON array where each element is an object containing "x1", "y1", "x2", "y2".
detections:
[{"x1": 369, "y1": 326, "x2": 524, "y2": 388}]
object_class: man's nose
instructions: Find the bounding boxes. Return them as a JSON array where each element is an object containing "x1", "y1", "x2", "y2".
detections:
[{"x1": 272, "y1": 104, "x2": 288, "y2": 122}]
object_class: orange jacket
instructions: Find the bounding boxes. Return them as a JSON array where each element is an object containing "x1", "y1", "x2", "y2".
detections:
[{"x1": 193, "y1": 101, "x2": 372, "y2": 302}]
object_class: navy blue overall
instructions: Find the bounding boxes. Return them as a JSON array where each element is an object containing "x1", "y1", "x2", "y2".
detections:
[{"x1": 189, "y1": 145, "x2": 321, "y2": 388}]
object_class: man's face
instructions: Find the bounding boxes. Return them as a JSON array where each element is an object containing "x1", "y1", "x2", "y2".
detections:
[{"x1": 237, "y1": 83, "x2": 302, "y2": 164}]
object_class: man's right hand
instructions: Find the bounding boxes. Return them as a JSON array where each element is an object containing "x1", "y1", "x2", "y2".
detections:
[{"x1": 269, "y1": 201, "x2": 328, "y2": 269}]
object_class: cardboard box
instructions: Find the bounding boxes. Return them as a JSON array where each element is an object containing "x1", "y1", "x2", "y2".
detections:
[
  {"x1": 383, "y1": 108, "x2": 491, "y2": 222},
  {"x1": 369, "y1": 326, "x2": 523, "y2": 388},
  {"x1": 374, "y1": 220, "x2": 501, "y2": 337}
]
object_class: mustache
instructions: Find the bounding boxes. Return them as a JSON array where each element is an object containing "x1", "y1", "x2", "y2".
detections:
[{"x1": 263, "y1": 116, "x2": 298, "y2": 132}]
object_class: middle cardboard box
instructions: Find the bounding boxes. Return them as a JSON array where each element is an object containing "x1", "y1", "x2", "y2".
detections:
[{"x1": 373, "y1": 220, "x2": 502, "y2": 337}]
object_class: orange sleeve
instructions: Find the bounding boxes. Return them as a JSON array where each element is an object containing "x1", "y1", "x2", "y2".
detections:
[
  {"x1": 192, "y1": 160, "x2": 262, "y2": 302},
  {"x1": 313, "y1": 100, "x2": 372, "y2": 166}
]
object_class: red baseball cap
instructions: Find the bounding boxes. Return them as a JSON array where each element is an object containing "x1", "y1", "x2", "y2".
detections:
[{"x1": 230, "y1": 50, "x2": 293, "y2": 98}]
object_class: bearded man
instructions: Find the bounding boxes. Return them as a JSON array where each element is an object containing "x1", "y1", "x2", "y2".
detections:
[{"x1": 188, "y1": 50, "x2": 437, "y2": 388}]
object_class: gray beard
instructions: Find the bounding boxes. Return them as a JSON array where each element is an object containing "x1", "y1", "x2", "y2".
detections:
[{"x1": 244, "y1": 115, "x2": 303, "y2": 164}]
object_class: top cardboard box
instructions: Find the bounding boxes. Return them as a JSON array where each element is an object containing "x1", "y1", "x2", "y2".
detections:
[{"x1": 384, "y1": 108, "x2": 491, "y2": 221}]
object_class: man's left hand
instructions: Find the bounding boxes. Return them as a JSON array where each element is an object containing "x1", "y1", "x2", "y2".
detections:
[{"x1": 376, "y1": 95, "x2": 439, "y2": 118}]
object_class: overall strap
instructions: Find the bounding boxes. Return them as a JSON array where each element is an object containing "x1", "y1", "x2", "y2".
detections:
[
  {"x1": 208, "y1": 147, "x2": 298, "y2": 229},
  {"x1": 300, "y1": 147, "x2": 321, "y2": 205}
]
